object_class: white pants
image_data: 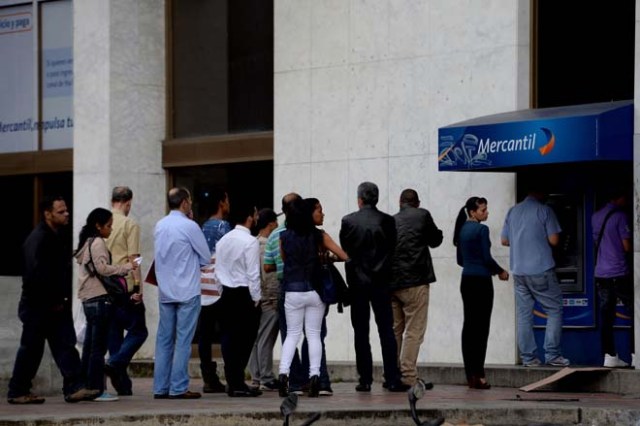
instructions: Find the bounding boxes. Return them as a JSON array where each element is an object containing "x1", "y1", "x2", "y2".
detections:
[{"x1": 278, "y1": 290, "x2": 325, "y2": 378}]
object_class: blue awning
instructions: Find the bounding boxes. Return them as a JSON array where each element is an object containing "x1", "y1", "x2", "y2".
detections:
[{"x1": 437, "y1": 100, "x2": 633, "y2": 171}]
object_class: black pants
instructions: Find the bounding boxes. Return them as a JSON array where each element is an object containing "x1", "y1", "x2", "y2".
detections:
[
  {"x1": 8, "y1": 300, "x2": 85, "y2": 398},
  {"x1": 350, "y1": 283, "x2": 401, "y2": 385},
  {"x1": 597, "y1": 276, "x2": 634, "y2": 356},
  {"x1": 460, "y1": 275, "x2": 494, "y2": 381},
  {"x1": 197, "y1": 302, "x2": 223, "y2": 379},
  {"x1": 219, "y1": 286, "x2": 260, "y2": 391}
]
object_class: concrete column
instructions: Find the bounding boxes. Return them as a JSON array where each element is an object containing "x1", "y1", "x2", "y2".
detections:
[{"x1": 74, "y1": 0, "x2": 166, "y2": 358}]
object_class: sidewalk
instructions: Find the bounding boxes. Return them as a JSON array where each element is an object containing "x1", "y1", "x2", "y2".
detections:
[{"x1": 1, "y1": 377, "x2": 639, "y2": 426}]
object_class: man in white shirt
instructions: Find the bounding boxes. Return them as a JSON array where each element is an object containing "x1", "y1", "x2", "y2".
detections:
[
  {"x1": 153, "y1": 188, "x2": 211, "y2": 399},
  {"x1": 215, "y1": 200, "x2": 262, "y2": 397}
]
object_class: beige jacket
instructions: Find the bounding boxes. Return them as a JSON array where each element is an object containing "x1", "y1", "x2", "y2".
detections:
[{"x1": 75, "y1": 237, "x2": 133, "y2": 302}]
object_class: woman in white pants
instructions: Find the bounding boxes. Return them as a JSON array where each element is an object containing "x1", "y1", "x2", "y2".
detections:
[{"x1": 278, "y1": 198, "x2": 347, "y2": 397}]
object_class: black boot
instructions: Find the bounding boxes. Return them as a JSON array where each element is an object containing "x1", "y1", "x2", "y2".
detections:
[
  {"x1": 278, "y1": 374, "x2": 289, "y2": 397},
  {"x1": 308, "y1": 375, "x2": 319, "y2": 397}
]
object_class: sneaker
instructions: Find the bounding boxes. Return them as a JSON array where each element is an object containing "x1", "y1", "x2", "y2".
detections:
[
  {"x1": 7, "y1": 393, "x2": 45, "y2": 404},
  {"x1": 65, "y1": 388, "x2": 100, "y2": 403},
  {"x1": 523, "y1": 358, "x2": 542, "y2": 367},
  {"x1": 259, "y1": 380, "x2": 280, "y2": 391},
  {"x1": 547, "y1": 356, "x2": 570, "y2": 367},
  {"x1": 604, "y1": 353, "x2": 629, "y2": 368},
  {"x1": 318, "y1": 386, "x2": 333, "y2": 396},
  {"x1": 94, "y1": 392, "x2": 119, "y2": 402}
]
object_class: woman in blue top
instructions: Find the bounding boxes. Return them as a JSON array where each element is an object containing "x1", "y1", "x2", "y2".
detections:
[
  {"x1": 278, "y1": 198, "x2": 348, "y2": 397},
  {"x1": 453, "y1": 196, "x2": 508, "y2": 389}
]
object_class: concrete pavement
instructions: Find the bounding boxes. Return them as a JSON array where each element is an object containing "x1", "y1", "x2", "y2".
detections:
[{"x1": 1, "y1": 376, "x2": 640, "y2": 426}]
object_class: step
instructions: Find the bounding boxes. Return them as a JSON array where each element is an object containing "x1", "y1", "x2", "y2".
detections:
[{"x1": 128, "y1": 360, "x2": 640, "y2": 395}]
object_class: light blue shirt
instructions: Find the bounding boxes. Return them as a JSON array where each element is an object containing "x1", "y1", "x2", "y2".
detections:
[
  {"x1": 501, "y1": 196, "x2": 562, "y2": 275},
  {"x1": 154, "y1": 210, "x2": 211, "y2": 303}
]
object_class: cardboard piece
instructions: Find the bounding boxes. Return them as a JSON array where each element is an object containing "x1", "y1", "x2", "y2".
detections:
[{"x1": 519, "y1": 367, "x2": 611, "y2": 392}]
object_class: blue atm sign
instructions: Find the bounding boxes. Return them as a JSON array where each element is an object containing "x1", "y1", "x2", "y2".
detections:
[{"x1": 438, "y1": 102, "x2": 632, "y2": 171}]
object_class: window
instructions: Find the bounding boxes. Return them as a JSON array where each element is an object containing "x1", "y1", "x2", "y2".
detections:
[
  {"x1": 170, "y1": 0, "x2": 273, "y2": 138},
  {"x1": 535, "y1": 1, "x2": 634, "y2": 107},
  {"x1": 0, "y1": 0, "x2": 73, "y2": 153}
]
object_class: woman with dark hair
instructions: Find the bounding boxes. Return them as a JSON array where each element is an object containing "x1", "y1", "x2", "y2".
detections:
[
  {"x1": 453, "y1": 197, "x2": 508, "y2": 390},
  {"x1": 74, "y1": 208, "x2": 136, "y2": 401},
  {"x1": 278, "y1": 198, "x2": 348, "y2": 397}
]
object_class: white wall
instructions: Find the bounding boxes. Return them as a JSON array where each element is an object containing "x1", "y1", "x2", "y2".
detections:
[{"x1": 273, "y1": 0, "x2": 531, "y2": 364}]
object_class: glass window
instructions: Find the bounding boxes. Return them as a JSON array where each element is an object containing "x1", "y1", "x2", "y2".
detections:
[
  {"x1": 0, "y1": 0, "x2": 73, "y2": 154},
  {"x1": 171, "y1": 0, "x2": 273, "y2": 138}
]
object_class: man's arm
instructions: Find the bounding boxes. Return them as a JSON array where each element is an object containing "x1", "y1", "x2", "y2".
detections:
[
  {"x1": 424, "y1": 211, "x2": 443, "y2": 248},
  {"x1": 547, "y1": 233, "x2": 560, "y2": 247},
  {"x1": 126, "y1": 220, "x2": 142, "y2": 288},
  {"x1": 245, "y1": 239, "x2": 262, "y2": 303},
  {"x1": 263, "y1": 230, "x2": 279, "y2": 272}
]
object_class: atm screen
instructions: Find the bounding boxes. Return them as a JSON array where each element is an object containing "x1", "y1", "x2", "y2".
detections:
[{"x1": 546, "y1": 193, "x2": 583, "y2": 293}]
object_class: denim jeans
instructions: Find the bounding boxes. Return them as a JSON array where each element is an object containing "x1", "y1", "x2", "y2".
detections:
[
  {"x1": 514, "y1": 270, "x2": 564, "y2": 363},
  {"x1": 597, "y1": 276, "x2": 634, "y2": 356},
  {"x1": 108, "y1": 300, "x2": 148, "y2": 392},
  {"x1": 82, "y1": 295, "x2": 114, "y2": 393},
  {"x1": 153, "y1": 295, "x2": 201, "y2": 396},
  {"x1": 279, "y1": 291, "x2": 325, "y2": 377}
]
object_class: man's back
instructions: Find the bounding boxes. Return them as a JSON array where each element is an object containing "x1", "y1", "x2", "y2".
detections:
[
  {"x1": 391, "y1": 207, "x2": 442, "y2": 287},
  {"x1": 106, "y1": 211, "x2": 140, "y2": 289},
  {"x1": 592, "y1": 203, "x2": 631, "y2": 278},
  {"x1": 502, "y1": 196, "x2": 561, "y2": 275},
  {"x1": 340, "y1": 205, "x2": 396, "y2": 285}
]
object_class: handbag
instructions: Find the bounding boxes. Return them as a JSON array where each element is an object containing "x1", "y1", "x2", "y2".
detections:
[
  {"x1": 318, "y1": 262, "x2": 350, "y2": 312},
  {"x1": 85, "y1": 238, "x2": 128, "y2": 304}
]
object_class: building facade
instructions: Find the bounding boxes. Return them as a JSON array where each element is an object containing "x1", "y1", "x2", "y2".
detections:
[{"x1": 1, "y1": 0, "x2": 638, "y2": 393}]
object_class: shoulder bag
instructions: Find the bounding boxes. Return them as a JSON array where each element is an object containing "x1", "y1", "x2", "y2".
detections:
[{"x1": 85, "y1": 238, "x2": 128, "y2": 304}]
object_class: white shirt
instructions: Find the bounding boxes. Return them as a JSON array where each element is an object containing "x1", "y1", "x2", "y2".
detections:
[{"x1": 214, "y1": 225, "x2": 262, "y2": 302}]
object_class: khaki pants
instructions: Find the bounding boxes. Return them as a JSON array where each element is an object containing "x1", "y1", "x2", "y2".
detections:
[{"x1": 391, "y1": 284, "x2": 429, "y2": 385}]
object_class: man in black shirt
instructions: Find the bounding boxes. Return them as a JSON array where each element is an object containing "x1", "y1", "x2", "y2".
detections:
[{"x1": 7, "y1": 196, "x2": 96, "y2": 404}]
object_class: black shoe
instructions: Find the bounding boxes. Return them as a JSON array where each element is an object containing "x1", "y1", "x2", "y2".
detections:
[
  {"x1": 228, "y1": 387, "x2": 262, "y2": 397},
  {"x1": 259, "y1": 379, "x2": 281, "y2": 391},
  {"x1": 118, "y1": 389, "x2": 133, "y2": 396},
  {"x1": 203, "y1": 377, "x2": 226, "y2": 393},
  {"x1": 422, "y1": 381, "x2": 434, "y2": 390},
  {"x1": 169, "y1": 390, "x2": 201, "y2": 399},
  {"x1": 153, "y1": 393, "x2": 169, "y2": 399},
  {"x1": 355, "y1": 383, "x2": 371, "y2": 392},
  {"x1": 386, "y1": 382, "x2": 411, "y2": 392},
  {"x1": 104, "y1": 364, "x2": 124, "y2": 394},
  {"x1": 278, "y1": 374, "x2": 289, "y2": 397},
  {"x1": 308, "y1": 375, "x2": 320, "y2": 398}
]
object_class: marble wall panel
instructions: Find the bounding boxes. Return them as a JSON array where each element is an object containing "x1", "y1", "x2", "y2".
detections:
[
  {"x1": 349, "y1": 0, "x2": 389, "y2": 63},
  {"x1": 310, "y1": 161, "x2": 349, "y2": 236},
  {"x1": 388, "y1": 0, "x2": 430, "y2": 59},
  {"x1": 273, "y1": 163, "x2": 312, "y2": 209},
  {"x1": 348, "y1": 62, "x2": 389, "y2": 160},
  {"x1": 429, "y1": 0, "x2": 519, "y2": 56},
  {"x1": 346, "y1": 158, "x2": 390, "y2": 213},
  {"x1": 311, "y1": 67, "x2": 350, "y2": 162},
  {"x1": 311, "y1": 0, "x2": 349, "y2": 68},
  {"x1": 275, "y1": 71, "x2": 312, "y2": 165},
  {"x1": 275, "y1": 0, "x2": 311, "y2": 72},
  {"x1": 388, "y1": 57, "x2": 430, "y2": 157}
]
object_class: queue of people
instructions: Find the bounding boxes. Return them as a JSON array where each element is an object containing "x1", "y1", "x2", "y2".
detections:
[{"x1": 6, "y1": 182, "x2": 634, "y2": 405}]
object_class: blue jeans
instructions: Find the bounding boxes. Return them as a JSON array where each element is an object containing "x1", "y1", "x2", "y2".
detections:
[
  {"x1": 82, "y1": 295, "x2": 114, "y2": 393},
  {"x1": 108, "y1": 301, "x2": 148, "y2": 392},
  {"x1": 514, "y1": 270, "x2": 564, "y2": 363},
  {"x1": 153, "y1": 295, "x2": 200, "y2": 396}
]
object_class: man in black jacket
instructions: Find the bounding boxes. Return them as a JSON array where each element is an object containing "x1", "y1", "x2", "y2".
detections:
[
  {"x1": 339, "y1": 182, "x2": 409, "y2": 393},
  {"x1": 390, "y1": 189, "x2": 442, "y2": 387},
  {"x1": 7, "y1": 196, "x2": 96, "y2": 404}
]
